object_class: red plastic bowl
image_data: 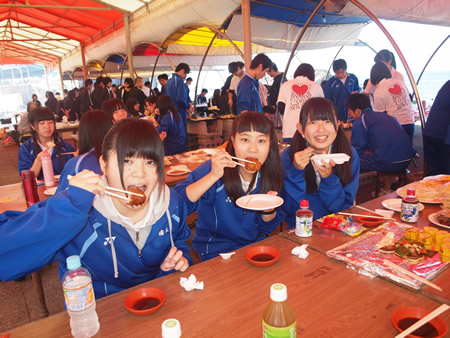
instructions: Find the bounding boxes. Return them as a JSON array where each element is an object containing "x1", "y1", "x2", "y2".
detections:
[
  {"x1": 124, "y1": 287, "x2": 166, "y2": 316},
  {"x1": 245, "y1": 245, "x2": 280, "y2": 267},
  {"x1": 353, "y1": 211, "x2": 385, "y2": 227},
  {"x1": 392, "y1": 307, "x2": 448, "y2": 337}
]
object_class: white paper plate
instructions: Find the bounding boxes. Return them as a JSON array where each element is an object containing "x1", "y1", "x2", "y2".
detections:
[
  {"x1": 236, "y1": 194, "x2": 284, "y2": 211},
  {"x1": 381, "y1": 198, "x2": 424, "y2": 213},
  {"x1": 428, "y1": 211, "x2": 450, "y2": 230},
  {"x1": 44, "y1": 187, "x2": 57, "y2": 196},
  {"x1": 311, "y1": 153, "x2": 350, "y2": 165},
  {"x1": 167, "y1": 169, "x2": 191, "y2": 176},
  {"x1": 185, "y1": 149, "x2": 216, "y2": 157}
]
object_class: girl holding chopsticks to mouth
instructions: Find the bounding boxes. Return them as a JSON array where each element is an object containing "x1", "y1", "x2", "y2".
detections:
[
  {"x1": 281, "y1": 97, "x2": 360, "y2": 227},
  {"x1": 0, "y1": 118, "x2": 191, "y2": 299},
  {"x1": 175, "y1": 112, "x2": 284, "y2": 261}
]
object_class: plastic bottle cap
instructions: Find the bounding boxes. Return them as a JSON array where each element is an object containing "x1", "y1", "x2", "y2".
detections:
[
  {"x1": 270, "y1": 283, "x2": 287, "y2": 302},
  {"x1": 162, "y1": 318, "x2": 181, "y2": 338},
  {"x1": 66, "y1": 255, "x2": 81, "y2": 270},
  {"x1": 406, "y1": 189, "x2": 416, "y2": 196},
  {"x1": 300, "y1": 200, "x2": 309, "y2": 208}
]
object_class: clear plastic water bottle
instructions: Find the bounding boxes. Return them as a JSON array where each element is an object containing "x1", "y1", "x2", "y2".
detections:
[
  {"x1": 62, "y1": 255, "x2": 100, "y2": 338},
  {"x1": 295, "y1": 200, "x2": 313, "y2": 237}
]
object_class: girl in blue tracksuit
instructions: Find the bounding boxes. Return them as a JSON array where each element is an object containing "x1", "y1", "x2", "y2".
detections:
[
  {"x1": 1, "y1": 118, "x2": 192, "y2": 299},
  {"x1": 155, "y1": 95, "x2": 186, "y2": 155},
  {"x1": 175, "y1": 112, "x2": 284, "y2": 261},
  {"x1": 56, "y1": 110, "x2": 113, "y2": 193},
  {"x1": 281, "y1": 97, "x2": 360, "y2": 226},
  {"x1": 18, "y1": 107, "x2": 75, "y2": 179}
]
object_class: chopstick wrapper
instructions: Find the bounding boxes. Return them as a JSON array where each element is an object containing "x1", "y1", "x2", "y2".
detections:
[
  {"x1": 180, "y1": 274, "x2": 204, "y2": 291},
  {"x1": 291, "y1": 244, "x2": 309, "y2": 259}
]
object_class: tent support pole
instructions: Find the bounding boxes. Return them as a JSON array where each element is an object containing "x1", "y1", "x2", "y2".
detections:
[
  {"x1": 350, "y1": 0, "x2": 426, "y2": 174},
  {"x1": 241, "y1": 0, "x2": 252, "y2": 69},
  {"x1": 277, "y1": 0, "x2": 326, "y2": 128},
  {"x1": 124, "y1": 14, "x2": 135, "y2": 79},
  {"x1": 150, "y1": 50, "x2": 162, "y2": 90},
  {"x1": 416, "y1": 34, "x2": 449, "y2": 86},
  {"x1": 194, "y1": 33, "x2": 218, "y2": 112},
  {"x1": 44, "y1": 66, "x2": 50, "y2": 91},
  {"x1": 162, "y1": 53, "x2": 176, "y2": 71},
  {"x1": 57, "y1": 57, "x2": 64, "y2": 94},
  {"x1": 80, "y1": 42, "x2": 88, "y2": 81}
]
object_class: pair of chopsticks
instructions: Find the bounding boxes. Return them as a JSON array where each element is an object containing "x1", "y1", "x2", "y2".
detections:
[
  {"x1": 61, "y1": 152, "x2": 78, "y2": 155},
  {"x1": 395, "y1": 304, "x2": 449, "y2": 338},
  {"x1": 66, "y1": 175, "x2": 143, "y2": 201},
  {"x1": 338, "y1": 212, "x2": 394, "y2": 220},
  {"x1": 230, "y1": 156, "x2": 254, "y2": 168},
  {"x1": 383, "y1": 260, "x2": 442, "y2": 292}
]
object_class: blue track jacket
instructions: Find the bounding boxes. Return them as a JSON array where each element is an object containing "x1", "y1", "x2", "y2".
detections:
[
  {"x1": 237, "y1": 73, "x2": 262, "y2": 114},
  {"x1": 323, "y1": 74, "x2": 360, "y2": 121},
  {"x1": 18, "y1": 138, "x2": 75, "y2": 179},
  {"x1": 281, "y1": 146, "x2": 360, "y2": 226},
  {"x1": 157, "y1": 112, "x2": 186, "y2": 155},
  {"x1": 166, "y1": 73, "x2": 190, "y2": 127},
  {"x1": 0, "y1": 185, "x2": 192, "y2": 299},
  {"x1": 175, "y1": 160, "x2": 283, "y2": 261},
  {"x1": 56, "y1": 150, "x2": 102, "y2": 193}
]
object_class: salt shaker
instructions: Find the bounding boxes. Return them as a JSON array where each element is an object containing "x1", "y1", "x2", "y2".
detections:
[{"x1": 22, "y1": 170, "x2": 40, "y2": 207}]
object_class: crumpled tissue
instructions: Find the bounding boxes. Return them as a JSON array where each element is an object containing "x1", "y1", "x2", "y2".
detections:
[
  {"x1": 291, "y1": 244, "x2": 309, "y2": 259},
  {"x1": 374, "y1": 209, "x2": 394, "y2": 218},
  {"x1": 179, "y1": 274, "x2": 204, "y2": 291}
]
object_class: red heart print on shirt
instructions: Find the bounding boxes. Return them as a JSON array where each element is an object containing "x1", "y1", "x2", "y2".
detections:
[
  {"x1": 293, "y1": 84, "x2": 308, "y2": 96},
  {"x1": 388, "y1": 84, "x2": 401, "y2": 94}
]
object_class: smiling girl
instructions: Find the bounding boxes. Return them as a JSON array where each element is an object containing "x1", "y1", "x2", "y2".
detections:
[
  {"x1": 281, "y1": 97, "x2": 360, "y2": 226},
  {"x1": 175, "y1": 112, "x2": 283, "y2": 261},
  {"x1": 18, "y1": 107, "x2": 75, "y2": 179},
  {"x1": 1, "y1": 118, "x2": 191, "y2": 299}
]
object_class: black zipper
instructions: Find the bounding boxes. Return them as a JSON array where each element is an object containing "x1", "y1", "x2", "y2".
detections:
[{"x1": 136, "y1": 231, "x2": 142, "y2": 258}]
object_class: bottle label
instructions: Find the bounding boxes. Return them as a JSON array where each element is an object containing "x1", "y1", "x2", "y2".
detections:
[
  {"x1": 262, "y1": 320, "x2": 296, "y2": 338},
  {"x1": 295, "y1": 216, "x2": 312, "y2": 237},
  {"x1": 400, "y1": 202, "x2": 419, "y2": 223},
  {"x1": 63, "y1": 280, "x2": 95, "y2": 312}
]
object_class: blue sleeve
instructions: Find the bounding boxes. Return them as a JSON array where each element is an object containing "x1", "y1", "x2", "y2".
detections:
[
  {"x1": 174, "y1": 161, "x2": 217, "y2": 215},
  {"x1": 0, "y1": 186, "x2": 95, "y2": 280},
  {"x1": 323, "y1": 79, "x2": 333, "y2": 101},
  {"x1": 280, "y1": 148, "x2": 307, "y2": 216},
  {"x1": 156, "y1": 114, "x2": 171, "y2": 134},
  {"x1": 258, "y1": 208, "x2": 285, "y2": 235},
  {"x1": 177, "y1": 79, "x2": 189, "y2": 109},
  {"x1": 350, "y1": 120, "x2": 369, "y2": 155},
  {"x1": 352, "y1": 74, "x2": 360, "y2": 92},
  {"x1": 156, "y1": 189, "x2": 193, "y2": 277},
  {"x1": 18, "y1": 140, "x2": 36, "y2": 175},
  {"x1": 317, "y1": 147, "x2": 360, "y2": 213},
  {"x1": 237, "y1": 79, "x2": 252, "y2": 113}
]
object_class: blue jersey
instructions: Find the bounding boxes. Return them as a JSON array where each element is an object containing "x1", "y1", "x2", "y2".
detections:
[
  {"x1": 281, "y1": 146, "x2": 360, "y2": 226},
  {"x1": 175, "y1": 160, "x2": 283, "y2": 261},
  {"x1": 237, "y1": 73, "x2": 262, "y2": 114},
  {"x1": 0, "y1": 185, "x2": 192, "y2": 299},
  {"x1": 166, "y1": 73, "x2": 190, "y2": 126},
  {"x1": 18, "y1": 137, "x2": 75, "y2": 179},
  {"x1": 56, "y1": 150, "x2": 102, "y2": 193},
  {"x1": 323, "y1": 74, "x2": 360, "y2": 121},
  {"x1": 157, "y1": 112, "x2": 186, "y2": 155},
  {"x1": 351, "y1": 108, "x2": 415, "y2": 167}
]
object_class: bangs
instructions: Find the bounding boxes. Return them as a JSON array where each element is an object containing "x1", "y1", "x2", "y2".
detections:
[
  {"x1": 30, "y1": 107, "x2": 55, "y2": 124},
  {"x1": 300, "y1": 97, "x2": 338, "y2": 130},
  {"x1": 234, "y1": 112, "x2": 271, "y2": 136}
]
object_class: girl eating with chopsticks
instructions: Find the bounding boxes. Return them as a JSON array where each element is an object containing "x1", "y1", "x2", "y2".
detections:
[
  {"x1": 281, "y1": 97, "x2": 360, "y2": 226},
  {"x1": 1, "y1": 118, "x2": 191, "y2": 299},
  {"x1": 18, "y1": 107, "x2": 76, "y2": 179},
  {"x1": 175, "y1": 112, "x2": 283, "y2": 261}
]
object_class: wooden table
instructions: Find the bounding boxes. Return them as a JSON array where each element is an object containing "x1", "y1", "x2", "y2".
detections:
[
  {"x1": 164, "y1": 153, "x2": 206, "y2": 187},
  {"x1": 280, "y1": 192, "x2": 449, "y2": 303},
  {"x1": 0, "y1": 182, "x2": 49, "y2": 213},
  {"x1": 8, "y1": 235, "x2": 449, "y2": 337}
]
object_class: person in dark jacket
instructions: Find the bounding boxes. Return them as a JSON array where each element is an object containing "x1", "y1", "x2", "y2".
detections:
[
  {"x1": 79, "y1": 79, "x2": 94, "y2": 114},
  {"x1": 44, "y1": 91, "x2": 58, "y2": 114},
  {"x1": 91, "y1": 76, "x2": 109, "y2": 110}
]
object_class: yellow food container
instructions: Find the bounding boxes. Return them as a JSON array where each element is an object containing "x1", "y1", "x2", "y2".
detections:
[
  {"x1": 441, "y1": 243, "x2": 450, "y2": 256},
  {"x1": 418, "y1": 233, "x2": 432, "y2": 245},
  {"x1": 423, "y1": 226, "x2": 438, "y2": 241},
  {"x1": 435, "y1": 230, "x2": 450, "y2": 244}
]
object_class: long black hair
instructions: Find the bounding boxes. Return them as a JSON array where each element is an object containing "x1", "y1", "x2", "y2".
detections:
[
  {"x1": 223, "y1": 112, "x2": 283, "y2": 203},
  {"x1": 28, "y1": 107, "x2": 64, "y2": 165},
  {"x1": 157, "y1": 95, "x2": 180, "y2": 123},
  {"x1": 78, "y1": 110, "x2": 113, "y2": 159},
  {"x1": 102, "y1": 118, "x2": 165, "y2": 193},
  {"x1": 289, "y1": 97, "x2": 352, "y2": 194}
]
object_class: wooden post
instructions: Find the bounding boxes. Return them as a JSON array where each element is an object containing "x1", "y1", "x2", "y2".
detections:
[
  {"x1": 57, "y1": 57, "x2": 64, "y2": 94},
  {"x1": 124, "y1": 14, "x2": 135, "y2": 79},
  {"x1": 241, "y1": 0, "x2": 252, "y2": 69},
  {"x1": 80, "y1": 42, "x2": 88, "y2": 81}
]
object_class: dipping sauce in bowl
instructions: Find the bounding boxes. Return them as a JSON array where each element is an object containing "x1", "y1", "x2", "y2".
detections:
[
  {"x1": 245, "y1": 245, "x2": 280, "y2": 267},
  {"x1": 392, "y1": 307, "x2": 448, "y2": 337},
  {"x1": 124, "y1": 287, "x2": 166, "y2": 316},
  {"x1": 353, "y1": 212, "x2": 385, "y2": 227}
]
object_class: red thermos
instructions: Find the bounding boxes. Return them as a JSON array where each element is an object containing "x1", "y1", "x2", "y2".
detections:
[{"x1": 22, "y1": 170, "x2": 40, "y2": 207}]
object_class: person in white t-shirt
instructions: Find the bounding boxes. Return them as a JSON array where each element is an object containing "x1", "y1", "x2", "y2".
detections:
[
  {"x1": 370, "y1": 62, "x2": 414, "y2": 140},
  {"x1": 229, "y1": 61, "x2": 245, "y2": 93},
  {"x1": 277, "y1": 63, "x2": 324, "y2": 142},
  {"x1": 364, "y1": 49, "x2": 404, "y2": 95}
]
